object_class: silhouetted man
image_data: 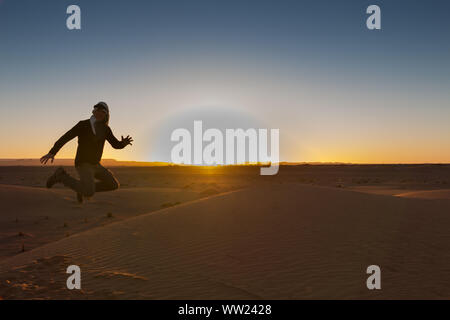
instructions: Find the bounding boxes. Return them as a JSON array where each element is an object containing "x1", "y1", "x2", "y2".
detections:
[{"x1": 41, "y1": 102, "x2": 133, "y2": 203}]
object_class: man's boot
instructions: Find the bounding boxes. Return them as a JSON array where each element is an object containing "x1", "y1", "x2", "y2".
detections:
[{"x1": 46, "y1": 167, "x2": 66, "y2": 188}]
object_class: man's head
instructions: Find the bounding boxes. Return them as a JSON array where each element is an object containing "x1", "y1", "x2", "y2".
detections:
[{"x1": 92, "y1": 102, "x2": 109, "y2": 123}]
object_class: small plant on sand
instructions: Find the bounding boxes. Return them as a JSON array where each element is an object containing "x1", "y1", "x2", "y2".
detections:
[
  {"x1": 161, "y1": 202, "x2": 171, "y2": 208},
  {"x1": 354, "y1": 178, "x2": 370, "y2": 184},
  {"x1": 200, "y1": 188, "x2": 219, "y2": 197},
  {"x1": 161, "y1": 201, "x2": 181, "y2": 208}
]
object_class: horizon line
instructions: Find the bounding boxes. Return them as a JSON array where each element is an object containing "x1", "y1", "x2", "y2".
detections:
[{"x1": 0, "y1": 158, "x2": 450, "y2": 166}]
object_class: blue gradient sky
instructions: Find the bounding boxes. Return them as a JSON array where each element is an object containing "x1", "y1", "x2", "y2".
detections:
[{"x1": 1, "y1": 0, "x2": 449, "y2": 163}]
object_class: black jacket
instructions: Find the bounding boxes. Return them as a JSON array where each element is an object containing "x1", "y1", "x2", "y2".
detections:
[{"x1": 49, "y1": 119, "x2": 125, "y2": 165}]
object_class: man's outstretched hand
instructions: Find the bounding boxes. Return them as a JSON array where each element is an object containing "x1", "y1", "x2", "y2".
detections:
[
  {"x1": 121, "y1": 135, "x2": 133, "y2": 146},
  {"x1": 40, "y1": 153, "x2": 55, "y2": 164}
]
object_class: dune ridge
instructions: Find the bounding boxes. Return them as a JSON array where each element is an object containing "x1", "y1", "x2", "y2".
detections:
[{"x1": 395, "y1": 189, "x2": 450, "y2": 200}]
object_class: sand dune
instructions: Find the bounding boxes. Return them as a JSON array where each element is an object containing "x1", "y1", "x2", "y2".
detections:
[
  {"x1": 395, "y1": 189, "x2": 450, "y2": 200},
  {"x1": 1, "y1": 183, "x2": 450, "y2": 299},
  {"x1": 349, "y1": 186, "x2": 450, "y2": 200},
  {"x1": 0, "y1": 183, "x2": 203, "y2": 260},
  {"x1": 348, "y1": 186, "x2": 421, "y2": 196}
]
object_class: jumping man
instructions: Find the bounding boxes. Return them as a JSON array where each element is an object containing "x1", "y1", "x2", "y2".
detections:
[{"x1": 40, "y1": 102, "x2": 133, "y2": 203}]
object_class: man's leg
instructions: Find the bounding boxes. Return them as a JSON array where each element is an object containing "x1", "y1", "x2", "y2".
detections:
[
  {"x1": 60, "y1": 164, "x2": 96, "y2": 197},
  {"x1": 93, "y1": 164, "x2": 120, "y2": 192}
]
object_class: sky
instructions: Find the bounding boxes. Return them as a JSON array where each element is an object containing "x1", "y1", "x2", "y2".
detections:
[{"x1": 0, "y1": 0, "x2": 449, "y2": 163}]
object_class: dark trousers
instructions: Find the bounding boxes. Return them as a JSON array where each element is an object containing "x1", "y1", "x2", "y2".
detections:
[{"x1": 61, "y1": 163, "x2": 119, "y2": 197}]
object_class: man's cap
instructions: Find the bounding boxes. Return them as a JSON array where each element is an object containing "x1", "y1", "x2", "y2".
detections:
[{"x1": 93, "y1": 101, "x2": 109, "y2": 113}]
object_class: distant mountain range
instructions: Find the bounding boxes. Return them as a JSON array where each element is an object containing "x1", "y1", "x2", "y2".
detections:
[
  {"x1": 0, "y1": 159, "x2": 341, "y2": 167},
  {"x1": 1, "y1": 159, "x2": 446, "y2": 167},
  {"x1": 0, "y1": 159, "x2": 170, "y2": 166}
]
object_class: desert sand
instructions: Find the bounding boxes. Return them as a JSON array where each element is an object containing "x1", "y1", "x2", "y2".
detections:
[{"x1": 0, "y1": 164, "x2": 450, "y2": 299}]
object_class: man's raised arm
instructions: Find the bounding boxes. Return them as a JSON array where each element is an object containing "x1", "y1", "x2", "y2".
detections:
[
  {"x1": 49, "y1": 121, "x2": 81, "y2": 155},
  {"x1": 41, "y1": 121, "x2": 81, "y2": 164},
  {"x1": 106, "y1": 127, "x2": 133, "y2": 149}
]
